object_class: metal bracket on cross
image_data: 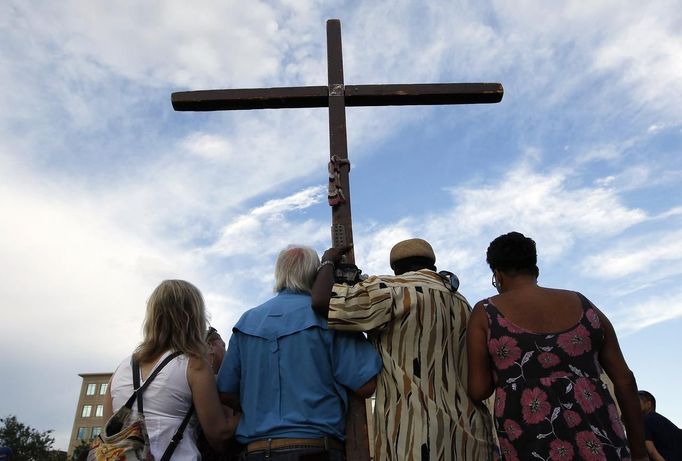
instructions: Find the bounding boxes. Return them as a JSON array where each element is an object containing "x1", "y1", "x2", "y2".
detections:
[
  {"x1": 331, "y1": 223, "x2": 361, "y2": 283},
  {"x1": 328, "y1": 155, "x2": 350, "y2": 206}
]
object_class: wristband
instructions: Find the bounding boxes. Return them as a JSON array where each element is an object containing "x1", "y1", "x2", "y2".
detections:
[{"x1": 319, "y1": 260, "x2": 335, "y2": 271}]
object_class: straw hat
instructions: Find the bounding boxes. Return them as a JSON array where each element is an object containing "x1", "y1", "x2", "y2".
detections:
[{"x1": 389, "y1": 238, "x2": 436, "y2": 267}]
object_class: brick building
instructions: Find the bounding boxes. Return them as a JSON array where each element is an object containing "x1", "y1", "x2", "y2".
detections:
[{"x1": 67, "y1": 372, "x2": 112, "y2": 457}]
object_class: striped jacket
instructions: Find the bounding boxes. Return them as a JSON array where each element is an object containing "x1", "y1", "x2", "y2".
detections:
[{"x1": 329, "y1": 269, "x2": 496, "y2": 461}]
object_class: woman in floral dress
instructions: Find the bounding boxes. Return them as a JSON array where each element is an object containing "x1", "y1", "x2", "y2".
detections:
[{"x1": 467, "y1": 232, "x2": 648, "y2": 461}]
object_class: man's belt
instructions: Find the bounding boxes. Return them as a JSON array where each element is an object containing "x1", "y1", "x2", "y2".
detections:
[{"x1": 246, "y1": 437, "x2": 344, "y2": 453}]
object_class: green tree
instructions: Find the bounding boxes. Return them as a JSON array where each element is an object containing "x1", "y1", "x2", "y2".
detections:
[
  {"x1": 49, "y1": 449, "x2": 68, "y2": 461},
  {"x1": 48, "y1": 449, "x2": 67, "y2": 461},
  {"x1": 0, "y1": 415, "x2": 57, "y2": 461},
  {"x1": 69, "y1": 440, "x2": 90, "y2": 461}
]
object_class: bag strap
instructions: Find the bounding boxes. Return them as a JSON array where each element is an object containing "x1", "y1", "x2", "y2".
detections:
[
  {"x1": 132, "y1": 358, "x2": 143, "y2": 414},
  {"x1": 124, "y1": 351, "x2": 193, "y2": 460},
  {"x1": 124, "y1": 351, "x2": 183, "y2": 413},
  {"x1": 158, "y1": 405, "x2": 195, "y2": 461}
]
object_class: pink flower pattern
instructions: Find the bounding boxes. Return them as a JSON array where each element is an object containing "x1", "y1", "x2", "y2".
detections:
[
  {"x1": 608, "y1": 404, "x2": 626, "y2": 439},
  {"x1": 502, "y1": 419, "x2": 523, "y2": 441},
  {"x1": 537, "y1": 352, "x2": 560, "y2": 368},
  {"x1": 557, "y1": 324, "x2": 592, "y2": 356},
  {"x1": 488, "y1": 336, "x2": 522, "y2": 369},
  {"x1": 576, "y1": 431, "x2": 607, "y2": 461},
  {"x1": 586, "y1": 308, "x2": 600, "y2": 329},
  {"x1": 498, "y1": 315, "x2": 527, "y2": 334},
  {"x1": 549, "y1": 439, "x2": 575, "y2": 460},
  {"x1": 498, "y1": 437, "x2": 519, "y2": 461},
  {"x1": 563, "y1": 409, "x2": 581, "y2": 428},
  {"x1": 521, "y1": 387, "x2": 551, "y2": 424},
  {"x1": 574, "y1": 377, "x2": 604, "y2": 413},
  {"x1": 483, "y1": 294, "x2": 630, "y2": 460},
  {"x1": 540, "y1": 371, "x2": 568, "y2": 386}
]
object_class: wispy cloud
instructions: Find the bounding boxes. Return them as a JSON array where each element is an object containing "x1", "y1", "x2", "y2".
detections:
[
  {"x1": 612, "y1": 292, "x2": 682, "y2": 335},
  {"x1": 582, "y1": 230, "x2": 682, "y2": 280},
  {"x1": 208, "y1": 186, "x2": 328, "y2": 258},
  {"x1": 591, "y1": 10, "x2": 682, "y2": 117},
  {"x1": 435, "y1": 162, "x2": 646, "y2": 257}
]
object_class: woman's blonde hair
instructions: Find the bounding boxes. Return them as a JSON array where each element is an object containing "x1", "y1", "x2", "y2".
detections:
[
  {"x1": 274, "y1": 245, "x2": 320, "y2": 293},
  {"x1": 134, "y1": 279, "x2": 208, "y2": 363}
]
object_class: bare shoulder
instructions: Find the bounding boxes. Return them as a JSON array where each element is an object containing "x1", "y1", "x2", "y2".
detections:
[
  {"x1": 472, "y1": 299, "x2": 487, "y2": 311},
  {"x1": 538, "y1": 287, "x2": 584, "y2": 305},
  {"x1": 187, "y1": 355, "x2": 212, "y2": 375},
  {"x1": 556, "y1": 289, "x2": 609, "y2": 319},
  {"x1": 469, "y1": 300, "x2": 488, "y2": 326},
  {"x1": 541, "y1": 287, "x2": 579, "y2": 297}
]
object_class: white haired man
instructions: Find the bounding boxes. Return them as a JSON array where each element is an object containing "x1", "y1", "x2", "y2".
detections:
[{"x1": 217, "y1": 245, "x2": 382, "y2": 460}]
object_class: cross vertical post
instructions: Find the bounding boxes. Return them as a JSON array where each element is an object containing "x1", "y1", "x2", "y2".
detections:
[
  {"x1": 326, "y1": 20, "x2": 355, "y2": 265},
  {"x1": 326, "y1": 20, "x2": 369, "y2": 460}
]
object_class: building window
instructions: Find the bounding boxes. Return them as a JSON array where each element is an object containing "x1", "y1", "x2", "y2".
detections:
[
  {"x1": 77, "y1": 427, "x2": 89, "y2": 440},
  {"x1": 81, "y1": 405, "x2": 92, "y2": 418},
  {"x1": 99, "y1": 383, "x2": 108, "y2": 395},
  {"x1": 95, "y1": 405, "x2": 104, "y2": 417},
  {"x1": 91, "y1": 427, "x2": 102, "y2": 438},
  {"x1": 86, "y1": 383, "x2": 96, "y2": 395}
]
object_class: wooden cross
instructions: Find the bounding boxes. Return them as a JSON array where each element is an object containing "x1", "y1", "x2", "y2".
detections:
[{"x1": 172, "y1": 19, "x2": 503, "y2": 460}]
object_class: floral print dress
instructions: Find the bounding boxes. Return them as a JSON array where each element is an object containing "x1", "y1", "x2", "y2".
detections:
[{"x1": 484, "y1": 293, "x2": 631, "y2": 461}]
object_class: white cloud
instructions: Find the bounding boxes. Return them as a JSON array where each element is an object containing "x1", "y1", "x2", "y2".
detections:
[
  {"x1": 50, "y1": 0, "x2": 284, "y2": 89},
  {"x1": 592, "y1": 11, "x2": 682, "y2": 117},
  {"x1": 208, "y1": 186, "x2": 328, "y2": 258},
  {"x1": 0, "y1": 164, "x2": 206, "y2": 363},
  {"x1": 577, "y1": 142, "x2": 634, "y2": 164},
  {"x1": 582, "y1": 230, "x2": 682, "y2": 280},
  {"x1": 251, "y1": 186, "x2": 324, "y2": 216},
  {"x1": 653, "y1": 207, "x2": 682, "y2": 220},
  {"x1": 182, "y1": 133, "x2": 234, "y2": 160},
  {"x1": 612, "y1": 292, "x2": 682, "y2": 335},
  {"x1": 436, "y1": 162, "x2": 646, "y2": 256},
  {"x1": 353, "y1": 221, "x2": 415, "y2": 275}
]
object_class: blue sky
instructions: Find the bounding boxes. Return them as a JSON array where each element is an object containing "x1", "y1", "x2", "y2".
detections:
[{"x1": 1, "y1": 0, "x2": 681, "y2": 451}]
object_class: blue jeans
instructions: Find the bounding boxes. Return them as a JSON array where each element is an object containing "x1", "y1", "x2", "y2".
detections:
[{"x1": 240, "y1": 447, "x2": 345, "y2": 461}]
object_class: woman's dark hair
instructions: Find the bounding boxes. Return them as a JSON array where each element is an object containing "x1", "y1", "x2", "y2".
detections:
[{"x1": 486, "y1": 232, "x2": 539, "y2": 277}]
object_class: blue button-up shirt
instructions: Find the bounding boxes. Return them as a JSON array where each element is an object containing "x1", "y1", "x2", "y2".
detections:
[{"x1": 217, "y1": 290, "x2": 382, "y2": 444}]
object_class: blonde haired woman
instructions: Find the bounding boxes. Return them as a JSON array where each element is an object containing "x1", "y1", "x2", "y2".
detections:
[{"x1": 104, "y1": 280, "x2": 237, "y2": 459}]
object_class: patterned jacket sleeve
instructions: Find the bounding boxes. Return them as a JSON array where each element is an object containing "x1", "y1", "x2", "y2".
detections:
[{"x1": 327, "y1": 275, "x2": 419, "y2": 332}]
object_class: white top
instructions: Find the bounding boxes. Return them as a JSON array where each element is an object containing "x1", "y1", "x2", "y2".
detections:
[{"x1": 110, "y1": 350, "x2": 199, "y2": 460}]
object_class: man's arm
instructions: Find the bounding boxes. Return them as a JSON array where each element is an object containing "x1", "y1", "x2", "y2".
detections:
[
  {"x1": 644, "y1": 440, "x2": 665, "y2": 461},
  {"x1": 219, "y1": 393, "x2": 242, "y2": 412},
  {"x1": 355, "y1": 377, "x2": 378, "y2": 399},
  {"x1": 331, "y1": 330, "x2": 383, "y2": 397},
  {"x1": 311, "y1": 246, "x2": 352, "y2": 318},
  {"x1": 188, "y1": 356, "x2": 237, "y2": 452},
  {"x1": 216, "y1": 333, "x2": 242, "y2": 412}
]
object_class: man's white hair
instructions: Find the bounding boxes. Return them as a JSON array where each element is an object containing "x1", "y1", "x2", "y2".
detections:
[{"x1": 274, "y1": 245, "x2": 320, "y2": 293}]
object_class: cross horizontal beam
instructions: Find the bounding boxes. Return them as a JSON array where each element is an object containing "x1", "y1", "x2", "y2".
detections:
[{"x1": 171, "y1": 83, "x2": 503, "y2": 111}]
